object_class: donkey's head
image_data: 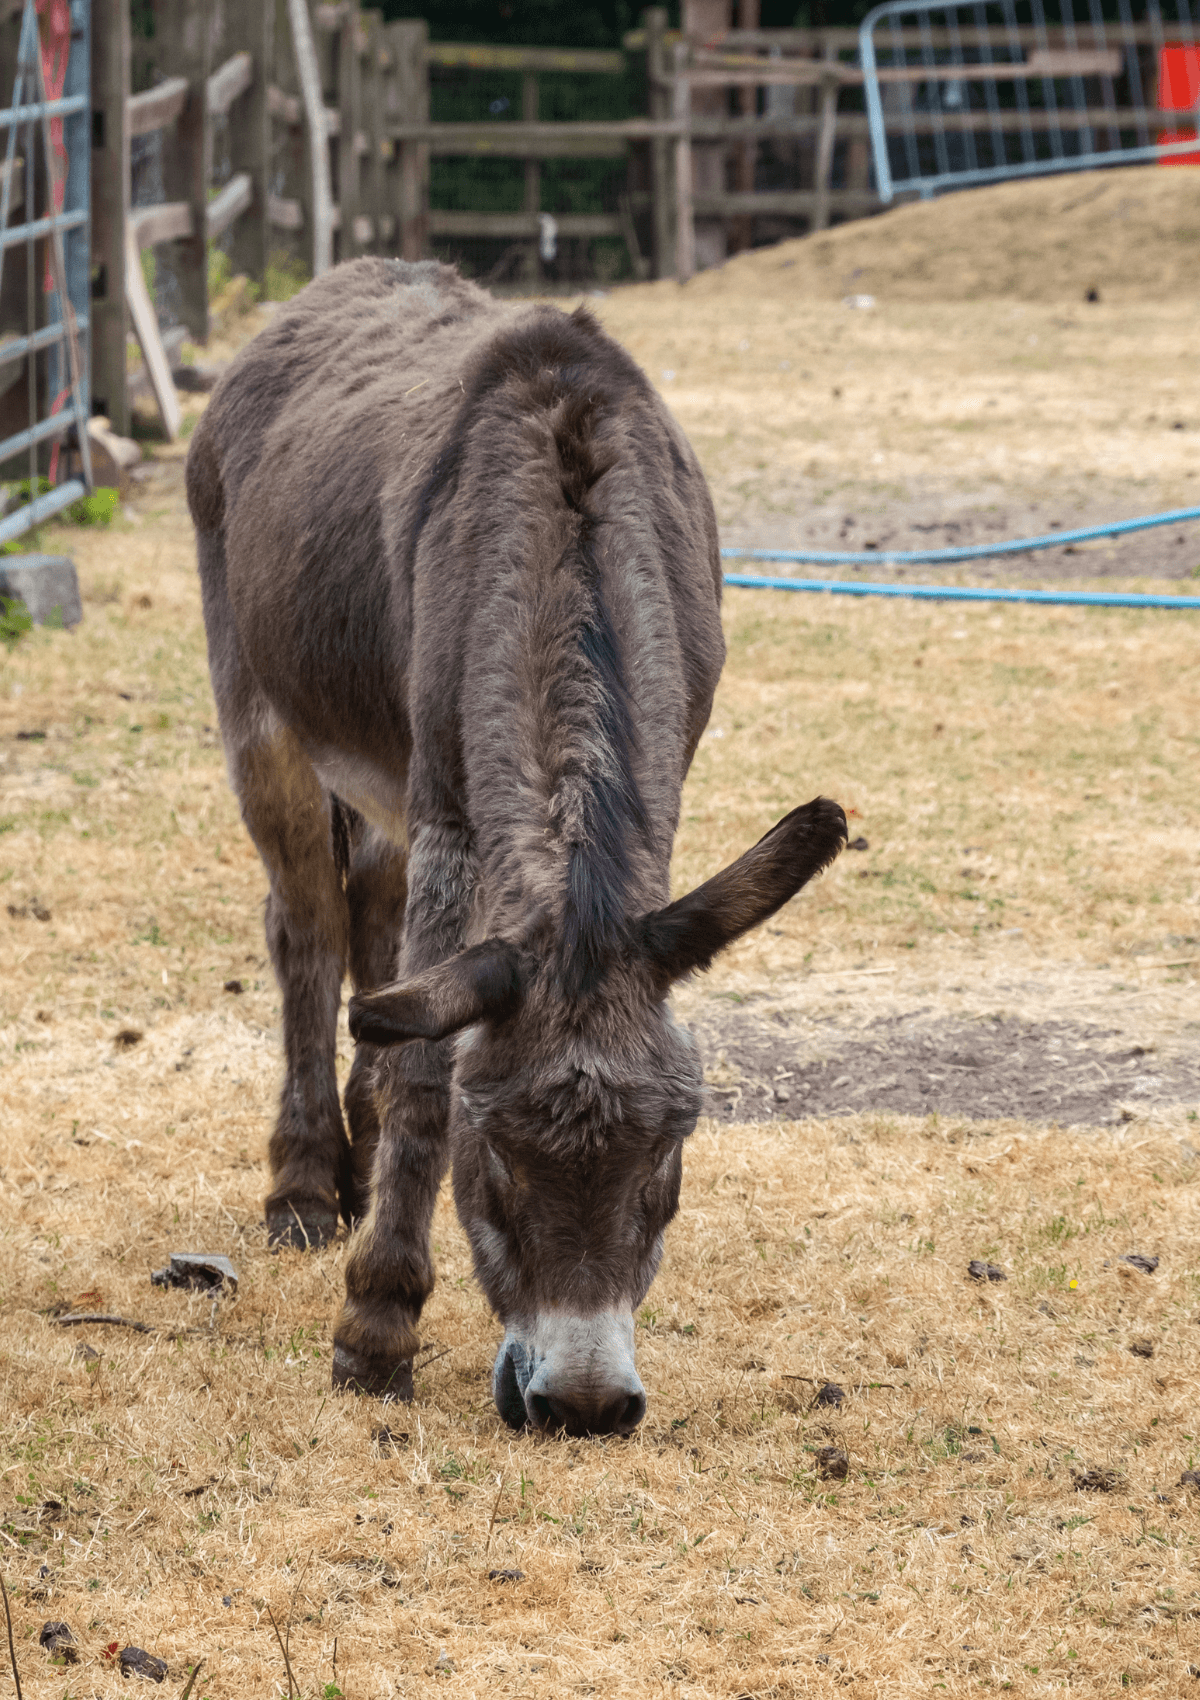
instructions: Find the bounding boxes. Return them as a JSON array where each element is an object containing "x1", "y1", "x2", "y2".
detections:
[{"x1": 349, "y1": 797, "x2": 846, "y2": 1437}]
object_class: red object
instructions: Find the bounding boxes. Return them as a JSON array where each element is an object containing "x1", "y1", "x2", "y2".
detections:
[{"x1": 1158, "y1": 44, "x2": 1200, "y2": 166}]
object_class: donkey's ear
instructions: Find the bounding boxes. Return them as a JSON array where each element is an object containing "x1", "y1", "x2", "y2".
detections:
[
  {"x1": 348, "y1": 940, "x2": 524, "y2": 1047},
  {"x1": 637, "y1": 798, "x2": 847, "y2": 994}
]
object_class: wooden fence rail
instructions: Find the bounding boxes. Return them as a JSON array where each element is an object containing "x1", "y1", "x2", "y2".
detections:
[{"x1": 90, "y1": 1, "x2": 1192, "y2": 431}]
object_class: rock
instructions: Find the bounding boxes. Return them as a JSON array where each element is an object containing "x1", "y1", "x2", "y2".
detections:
[
  {"x1": 39, "y1": 1621, "x2": 78, "y2": 1663},
  {"x1": 1121, "y1": 1253, "x2": 1159, "y2": 1275},
  {"x1": 119, "y1": 1645, "x2": 168, "y2": 1682},
  {"x1": 149, "y1": 1252, "x2": 238, "y2": 1294},
  {"x1": 0, "y1": 554, "x2": 81, "y2": 627}
]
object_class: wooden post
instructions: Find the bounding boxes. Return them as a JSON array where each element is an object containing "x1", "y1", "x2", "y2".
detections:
[
  {"x1": 672, "y1": 41, "x2": 693, "y2": 283},
  {"x1": 157, "y1": 0, "x2": 213, "y2": 344},
  {"x1": 271, "y1": 0, "x2": 310, "y2": 281},
  {"x1": 359, "y1": 10, "x2": 385, "y2": 255},
  {"x1": 731, "y1": 0, "x2": 759, "y2": 253},
  {"x1": 224, "y1": 2, "x2": 272, "y2": 284},
  {"x1": 813, "y1": 44, "x2": 838, "y2": 233},
  {"x1": 90, "y1": 0, "x2": 130, "y2": 431},
  {"x1": 392, "y1": 18, "x2": 428, "y2": 261},
  {"x1": 338, "y1": 0, "x2": 365, "y2": 256},
  {"x1": 645, "y1": 7, "x2": 673, "y2": 279},
  {"x1": 523, "y1": 70, "x2": 541, "y2": 281}
]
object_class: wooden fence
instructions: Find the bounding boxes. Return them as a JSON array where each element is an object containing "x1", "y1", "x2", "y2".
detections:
[{"x1": 92, "y1": 2, "x2": 1187, "y2": 433}]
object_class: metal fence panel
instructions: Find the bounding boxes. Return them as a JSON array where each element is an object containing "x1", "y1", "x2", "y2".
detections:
[
  {"x1": 0, "y1": 0, "x2": 91, "y2": 541},
  {"x1": 860, "y1": 0, "x2": 1200, "y2": 201}
]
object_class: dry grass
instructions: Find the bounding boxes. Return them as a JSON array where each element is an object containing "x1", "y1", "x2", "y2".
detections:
[
  {"x1": 2, "y1": 172, "x2": 1199, "y2": 1695},
  {"x1": 3, "y1": 1097, "x2": 1198, "y2": 1698}
]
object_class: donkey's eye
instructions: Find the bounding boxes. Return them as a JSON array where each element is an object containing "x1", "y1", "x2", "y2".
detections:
[{"x1": 487, "y1": 1143, "x2": 515, "y2": 1187}]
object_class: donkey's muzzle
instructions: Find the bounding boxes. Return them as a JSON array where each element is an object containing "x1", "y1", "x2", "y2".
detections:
[{"x1": 493, "y1": 1311, "x2": 646, "y2": 1437}]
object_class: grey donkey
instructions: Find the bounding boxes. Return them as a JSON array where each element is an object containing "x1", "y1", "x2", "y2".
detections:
[{"x1": 187, "y1": 258, "x2": 846, "y2": 1436}]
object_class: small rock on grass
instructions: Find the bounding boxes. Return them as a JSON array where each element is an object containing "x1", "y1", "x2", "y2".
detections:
[
  {"x1": 968, "y1": 1260, "x2": 1007, "y2": 1283},
  {"x1": 816, "y1": 1445, "x2": 849, "y2": 1480},
  {"x1": 1121, "y1": 1253, "x2": 1160, "y2": 1275},
  {"x1": 150, "y1": 1252, "x2": 238, "y2": 1294},
  {"x1": 39, "y1": 1621, "x2": 78, "y2": 1663},
  {"x1": 120, "y1": 1646, "x2": 168, "y2": 1682}
]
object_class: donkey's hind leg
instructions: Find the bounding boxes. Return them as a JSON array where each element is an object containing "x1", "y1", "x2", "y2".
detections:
[{"x1": 236, "y1": 731, "x2": 352, "y2": 1247}]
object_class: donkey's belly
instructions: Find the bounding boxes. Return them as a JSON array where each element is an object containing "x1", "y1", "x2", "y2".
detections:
[{"x1": 312, "y1": 748, "x2": 407, "y2": 847}]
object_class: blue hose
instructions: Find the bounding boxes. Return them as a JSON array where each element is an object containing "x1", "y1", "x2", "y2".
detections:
[
  {"x1": 721, "y1": 574, "x2": 1200, "y2": 609},
  {"x1": 721, "y1": 503, "x2": 1200, "y2": 567},
  {"x1": 720, "y1": 503, "x2": 1200, "y2": 609}
]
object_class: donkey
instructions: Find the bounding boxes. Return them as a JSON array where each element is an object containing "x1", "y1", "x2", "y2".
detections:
[{"x1": 187, "y1": 258, "x2": 846, "y2": 1436}]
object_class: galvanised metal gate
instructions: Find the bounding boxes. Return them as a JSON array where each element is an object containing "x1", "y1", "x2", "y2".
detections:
[
  {"x1": 860, "y1": 0, "x2": 1200, "y2": 202},
  {"x1": 0, "y1": 0, "x2": 92, "y2": 545}
]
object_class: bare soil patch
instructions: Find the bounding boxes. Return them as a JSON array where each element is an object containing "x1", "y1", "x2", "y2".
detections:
[{"x1": 691, "y1": 1002, "x2": 1200, "y2": 1127}]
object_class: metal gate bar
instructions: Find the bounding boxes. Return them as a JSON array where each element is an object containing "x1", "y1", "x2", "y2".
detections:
[
  {"x1": 0, "y1": 0, "x2": 91, "y2": 546},
  {"x1": 861, "y1": 0, "x2": 1200, "y2": 202}
]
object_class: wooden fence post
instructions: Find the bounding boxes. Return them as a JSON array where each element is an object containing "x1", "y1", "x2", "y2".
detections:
[
  {"x1": 523, "y1": 70, "x2": 541, "y2": 281},
  {"x1": 644, "y1": 8, "x2": 673, "y2": 279},
  {"x1": 224, "y1": 2, "x2": 272, "y2": 282},
  {"x1": 338, "y1": 0, "x2": 366, "y2": 256},
  {"x1": 672, "y1": 41, "x2": 693, "y2": 282},
  {"x1": 392, "y1": 18, "x2": 428, "y2": 261},
  {"x1": 812, "y1": 44, "x2": 839, "y2": 232},
  {"x1": 91, "y1": 0, "x2": 130, "y2": 431},
  {"x1": 359, "y1": 9, "x2": 386, "y2": 254},
  {"x1": 156, "y1": 0, "x2": 213, "y2": 344}
]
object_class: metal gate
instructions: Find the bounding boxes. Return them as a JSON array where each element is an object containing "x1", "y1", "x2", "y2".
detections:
[
  {"x1": 0, "y1": 0, "x2": 92, "y2": 546},
  {"x1": 860, "y1": 0, "x2": 1200, "y2": 202}
]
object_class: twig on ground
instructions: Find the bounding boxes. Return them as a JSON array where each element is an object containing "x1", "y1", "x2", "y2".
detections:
[
  {"x1": 266, "y1": 1606, "x2": 299, "y2": 1699},
  {"x1": 484, "y1": 1473, "x2": 507, "y2": 1558},
  {"x1": 1, "y1": 1570, "x2": 23, "y2": 1700},
  {"x1": 52, "y1": 1313, "x2": 154, "y2": 1332},
  {"x1": 414, "y1": 1344, "x2": 452, "y2": 1372},
  {"x1": 178, "y1": 1658, "x2": 204, "y2": 1700}
]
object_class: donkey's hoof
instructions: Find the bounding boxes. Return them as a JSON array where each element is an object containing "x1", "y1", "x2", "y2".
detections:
[
  {"x1": 266, "y1": 1199, "x2": 340, "y2": 1250},
  {"x1": 332, "y1": 1344, "x2": 414, "y2": 1402}
]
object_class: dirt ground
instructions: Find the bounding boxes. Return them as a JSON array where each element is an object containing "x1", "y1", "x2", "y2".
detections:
[{"x1": 1, "y1": 168, "x2": 1198, "y2": 1697}]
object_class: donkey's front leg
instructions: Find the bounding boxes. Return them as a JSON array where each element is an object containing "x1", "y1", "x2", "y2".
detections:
[
  {"x1": 330, "y1": 1039, "x2": 451, "y2": 1399},
  {"x1": 331, "y1": 820, "x2": 472, "y2": 1399}
]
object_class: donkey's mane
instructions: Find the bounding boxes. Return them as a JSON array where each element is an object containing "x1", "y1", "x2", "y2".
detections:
[{"x1": 417, "y1": 307, "x2": 657, "y2": 998}]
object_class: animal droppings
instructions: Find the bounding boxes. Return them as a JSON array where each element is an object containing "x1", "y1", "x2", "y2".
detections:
[
  {"x1": 119, "y1": 1645, "x2": 169, "y2": 1682},
  {"x1": 488, "y1": 1568, "x2": 526, "y2": 1583},
  {"x1": 39, "y1": 1620, "x2": 79, "y2": 1663},
  {"x1": 373, "y1": 1424, "x2": 409, "y2": 1451},
  {"x1": 814, "y1": 1381, "x2": 845, "y2": 1408},
  {"x1": 847, "y1": 836, "x2": 870, "y2": 851},
  {"x1": 113, "y1": 1027, "x2": 143, "y2": 1048},
  {"x1": 816, "y1": 1445, "x2": 849, "y2": 1479},
  {"x1": 967, "y1": 1259, "x2": 1007, "y2": 1282},
  {"x1": 1179, "y1": 1470, "x2": 1200, "y2": 1491},
  {"x1": 149, "y1": 1252, "x2": 239, "y2": 1293},
  {"x1": 1070, "y1": 1466, "x2": 1124, "y2": 1493},
  {"x1": 223, "y1": 978, "x2": 244, "y2": 994},
  {"x1": 1121, "y1": 1253, "x2": 1160, "y2": 1275},
  {"x1": 1129, "y1": 1338, "x2": 1155, "y2": 1359}
]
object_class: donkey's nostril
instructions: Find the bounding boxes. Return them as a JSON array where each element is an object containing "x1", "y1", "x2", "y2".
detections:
[
  {"x1": 528, "y1": 1391, "x2": 557, "y2": 1431},
  {"x1": 614, "y1": 1388, "x2": 646, "y2": 1435}
]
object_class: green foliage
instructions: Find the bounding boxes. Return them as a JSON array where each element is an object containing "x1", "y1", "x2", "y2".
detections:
[
  {"x1": 67, "y1": 487, "x2": 120, "y2": 527},
  {"x1": 207, "y1": 238, "x2": 234, "y2": 301},
  {"x1": 0, "y1": 594, "x2": 31, "y2": 650},
  {"x1": 263, "y1": 250, "x2": 310, "y2": 302}
]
